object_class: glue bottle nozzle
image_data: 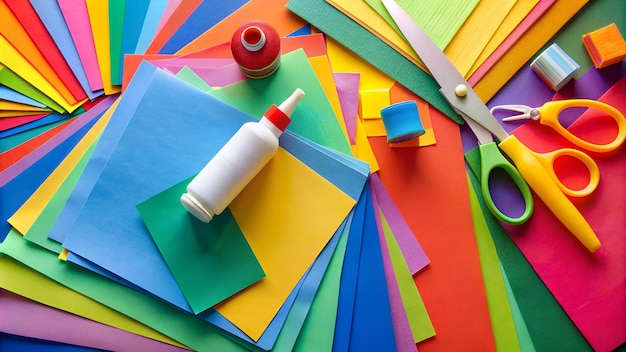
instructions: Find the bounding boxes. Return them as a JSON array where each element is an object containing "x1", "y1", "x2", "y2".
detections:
[{"x1": 278, "y1": 88, "x2": 305, "y2": 117}]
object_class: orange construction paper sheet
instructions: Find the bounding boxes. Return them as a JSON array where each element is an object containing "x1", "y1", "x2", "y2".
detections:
[
  {"x1": 175, "y1": 0, "x2": 307, "y2": 55},
  {"x1": 370, "y1": 107, "x2": 496, "y2": 351},
  {"x1": 0, "y1": 2, "x2": 79, "y2": 108}
]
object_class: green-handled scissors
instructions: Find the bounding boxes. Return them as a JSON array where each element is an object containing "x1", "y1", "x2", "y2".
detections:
[{"x1": 381, "y1": 0, "x2": 626, "y2": 252}]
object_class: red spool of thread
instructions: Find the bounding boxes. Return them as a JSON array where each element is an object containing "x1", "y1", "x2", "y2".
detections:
[{"x1": 231, "y1": 21, "x2": 281, "y2": 79}]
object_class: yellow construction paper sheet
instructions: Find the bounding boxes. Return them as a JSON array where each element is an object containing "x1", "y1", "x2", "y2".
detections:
[
  {"x1": 467, "y1": 0, "x2": 539, "y2": 78},
  {"x1": 473, "y1": 0, "x2": 588, "y2": 101},
  {"x1": 216, "y1": 148, "x2": 356, "y2": 341},
  {"x1": 0, "y1": 100, "x2": 51, "y2": 112},
  {"x1": 444, "y1": 0, "x2": 516, "y2": 78},
  {"x1": 0, "y1": 35, "x2": 84, "y2": 112},
  {"x1": 0, "y1": 111, "x2": 50, "y2": 118},
  {"x1": 0, "y1": 255, "x2": 187, "y2": 349},
  {"x1": 86, "y1": 0, "x2": 121, "y2": 95},
  {"x1": 8, "y1": 99, "x2": 119, "y2": 235}
]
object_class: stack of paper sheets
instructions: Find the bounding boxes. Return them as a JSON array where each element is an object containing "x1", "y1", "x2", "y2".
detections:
[{"x1": 0, "y1": 0, "x2": 624, "y2": 351}]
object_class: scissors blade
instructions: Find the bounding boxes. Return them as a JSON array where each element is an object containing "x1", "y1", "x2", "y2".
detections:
[{"x1": 381, "y1": 0, "x2": 509, "y2": 142}]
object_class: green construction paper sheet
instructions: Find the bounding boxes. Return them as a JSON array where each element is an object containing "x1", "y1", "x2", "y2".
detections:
[
  {"x1": 208, "y1": 49, "x2": 352, "y2": 156},
  {"x1": 466, "y1": 175, "x2": 521, "y2": 352},
  {"x1": 0, "y1": 255, "x2": 188, "y2": 349},
  {"x1": 273, "y1": 213, "x2": 351, "y2": 351},
  {"x1": 364, "y1": 0, "x2": 479, "y2": 50},
  {"x1": 0, "y1": 230, "x2": 253, "y2": 352},
  {"x1": 465, "y1": 147, "x2": 593, "y2": 351},
  {"x1": 379, "y1": 209, "x2": 435, "y2": 343},
  {"x1": 534, "y1": 0, "x2": 625, "y2": 79},
  {"x1": 286, "y1": 0, "x2": 462, "y2": 124},
  {"x1": 176, "y1": 66, "x2": 212, "y2": 92},
  {"x1": 501, "y1": 262, "x2": 536, "y2": 352},
  {"x1": 136, "y1": 176, "x2": 265, "y2": 315},
  {"x1": 108, "y1": 0, "x2": 125, "y2": 85},
  {"x1": 0, "y1": 64, "x2": 65, "y2": 113}
]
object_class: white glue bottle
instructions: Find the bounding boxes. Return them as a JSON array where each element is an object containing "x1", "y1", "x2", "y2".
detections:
[{"x1": 180, "y1": 88, "x2": 305, "y2": 223}]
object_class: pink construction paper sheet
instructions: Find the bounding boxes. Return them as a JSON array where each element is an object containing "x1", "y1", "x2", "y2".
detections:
[
  {"x1": 468, "y1": 0, "x2": 556, "y2": 86},
  {"x1": 370, "y1": 173, "x2": 430, "y2": 275},
  {"x1": 58, "y1": 0, "x2": 104, "y2": 92},
  {"x1": 0, "y1": 113, "x2": 47, "y2": 131},
  {"x1": 504, "y1": 76, "x2": 626, "y2": 352},
  {"x1": 333, "y1": 72, "x2": 360, "y2": 145},
  {"x1": 155, "y1": 0, "x2": 183, "y2": 34},
  {"x1": 370, "y1": 182, "x2": 416, "y2": 352},
  {"x1": 0, "y1": 290, "x2": 188, "y2": 352}
]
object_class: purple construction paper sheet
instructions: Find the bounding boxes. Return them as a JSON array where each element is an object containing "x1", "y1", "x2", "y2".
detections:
[
  {"x1": 333, "y1": 72, "x2": 360, "y2": 144},
  {"x1": 370, "y1": 182, "x2": 418, "y2": 352},
  {"x1": 370, "y1": 173, "x2": 429, "y2": 275},
  {"x1": 0, "y1": 290, "x2": 188, "y2": 352}
]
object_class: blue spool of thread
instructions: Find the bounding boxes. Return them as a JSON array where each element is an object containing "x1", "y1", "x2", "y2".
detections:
[
  {"x1": 380, "y1": 101, "x2": 425, "y2": 143},
  {"x1": 530, "y1": 43, "x2": 579, "y2": 91}
]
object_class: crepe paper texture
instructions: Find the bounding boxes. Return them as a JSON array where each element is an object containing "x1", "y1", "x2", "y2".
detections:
[
  {"x1": 56, "y1": 0, "x2": 104, "y2": 92},
  {"x1": 158, "y1": 0, "x2": 247, "y2": 54},
  {"x1": 0, "y1": 290, "x2": 189, "y2": 352},
  {"x1": 176, "y1": 0, "x2": 307, "y2": 55},
  {"x1": 583, "y1": 23, "x2": 626, "y2": 69},
  {"x1": 287, "y1": 0, "x2": 462, "y2": 124},
  {"x1": 85, "y1": 0, "x2": 120, "y2": 95},
  {"x1": 137, "y1": 177, "x2": 265, "y2": 315},
  {"x1": 466, "y1": 176, "x2": 522, "y2": 352},
  {"x1": 464, "y1": 154, "x2": 593, "y2": 352},
  {"x1": 369, "y1": 105, "x2": 496, "y2": 351},
  {"x1": 467, "y1": 0, "x2": 541, "y2": 80},
  {"x1": 471, "y1": 0, "x2": 588, "y2": 101},
  {"x1": 365, "y1": 0, "x2": 478, "y2": 50},
  {"x1": 4, "y1": 0, "x2": 87, "y2": 103},
  {"x1": 30, "y1": 0, "x2": 101, "y2": 102}
]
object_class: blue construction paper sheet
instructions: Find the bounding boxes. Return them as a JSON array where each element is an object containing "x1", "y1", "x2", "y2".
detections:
[
  {"x1": 0, "y1": 110, "x2": 103, "y2": 242},
  {"x1": 55, "y1": 64, "x2": 367, "y2": 338},
  {"x1": 134, "y1": 0, "x2": 169, "y2": 54},
  {"x1": 120, "y1": 0, "x2": 151, "y2": 71},
  {"x1": 0, "y1": 333, "x2": 104, "y2": 352},
  {"x1": 0, "y1": 85, "x2": 45, "y2": 108},
  {"x1": 158, "y1": 0, "x2": 248, "y2": 54},
  {"x1": 347, "y1": 183, "x2": 396, "y2": 351},
  {"x1": 0, "y1": 111, "x2": 77, "y2": 139},
  {"x1": 29, "y1": 0, "x2": 102, "y2": 100},
  {"x1": 332, "y1": 182, "x2": 367, "y2": 352}
]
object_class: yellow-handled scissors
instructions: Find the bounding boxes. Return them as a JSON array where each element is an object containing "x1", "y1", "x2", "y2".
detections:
[{"x1": 381, "y1": 0, "x2": 626, "y2": 252}]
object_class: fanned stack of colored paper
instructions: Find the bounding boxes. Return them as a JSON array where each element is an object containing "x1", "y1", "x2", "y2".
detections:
[{"x1": 0, "y1": 0, "x2": 624, "y2": 351}]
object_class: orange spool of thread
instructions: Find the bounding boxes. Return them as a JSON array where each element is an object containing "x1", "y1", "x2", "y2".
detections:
[{"x1": 230, "y1": 21, "x2": 281, "y2": 79}]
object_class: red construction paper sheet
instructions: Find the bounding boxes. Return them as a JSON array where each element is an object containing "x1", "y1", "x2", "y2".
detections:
[
  {"x1": 370, "y1": 105, "x2": 496, "y2": 351},
  {"x1": 4, "y1": 0, "x2": 87, "y2": 103},
  {"x1": 502, "y1": 76, "x2": 626, "y2": 352},
  {"x1": 0, "y1": 113, "x2": 48, "y2": 132}
]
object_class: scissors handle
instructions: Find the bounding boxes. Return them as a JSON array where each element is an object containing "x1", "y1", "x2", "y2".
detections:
[
  {"x1": 539, "y1": 99, "x2": 626, "y2": 153},
  {"x1": 478, "y1": 142, "x2": 533, "y2": 225},
  {"x1": 499, "y1": 135, "x2": 601, "y2": 252},
  {"x1": 534, "y1": 148, "x2": 600, "y2": 197}
]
